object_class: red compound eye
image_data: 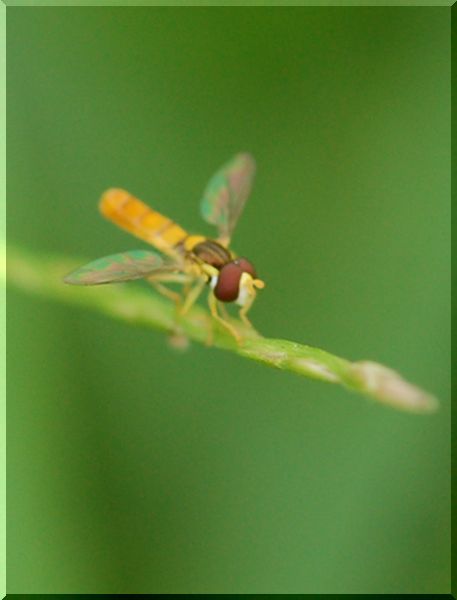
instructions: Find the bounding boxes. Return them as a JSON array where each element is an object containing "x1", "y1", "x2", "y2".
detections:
[
  {"x1": 214, "y1": 263, "x2": 243, "y2": 303},
  {"x1": 234, "y1": 257, "x2": 257, "y2": 279}
]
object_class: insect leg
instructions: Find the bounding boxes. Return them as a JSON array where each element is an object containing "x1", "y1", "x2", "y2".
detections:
[
  {"x1": 151, "y1": 281, "x2": 182, "y2": 305},
  {"x1": 239, "y1": 293, "x2": 256, "y2": 328},
  {"x1": 208, "y1": 292, "x2": 241, "y2": 344},
  {"x1": 147, "y1": 273, "x2": 194, "y2": 346},
  {"x1": 179, "y1": 277, "x2": 207, "y2": 316},
  {"x1": 219, "y1": 302, "x2": 230, "y2": 321},
  {"x1": 147, "y1": 273, "x2": 189, "y2": 307}
]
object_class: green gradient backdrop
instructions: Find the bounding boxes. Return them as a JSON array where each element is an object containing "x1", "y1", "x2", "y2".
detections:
[{"x1": 8, "y1": 7, "x2": 450, "y2": 594}]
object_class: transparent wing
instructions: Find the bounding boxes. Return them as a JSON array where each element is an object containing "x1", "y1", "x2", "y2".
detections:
[
  {"x1": 63, "y1": 249, "x2": 178, "y2": 286},
  {"x1": 200, "y1": 153, "x2": 256, "y2": 244}
]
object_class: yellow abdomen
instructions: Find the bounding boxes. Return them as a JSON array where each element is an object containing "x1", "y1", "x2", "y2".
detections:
[{"x1": 100, "y1": 188, "x2": 189, "y2": 258}]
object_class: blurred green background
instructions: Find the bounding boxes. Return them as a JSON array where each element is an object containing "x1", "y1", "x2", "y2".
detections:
[{"x1": 8, "y1": 7, "x2": 449, "y2": 594}]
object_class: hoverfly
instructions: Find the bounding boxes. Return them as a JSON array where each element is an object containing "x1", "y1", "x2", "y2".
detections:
[{"x1": 64, "y1": 153, "x2": 265, "y2": 342}]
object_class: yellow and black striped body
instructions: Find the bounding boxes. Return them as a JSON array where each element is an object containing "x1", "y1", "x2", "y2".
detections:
[{"x1": 100, "y1": 188, "x2": 211, "y2": 260}]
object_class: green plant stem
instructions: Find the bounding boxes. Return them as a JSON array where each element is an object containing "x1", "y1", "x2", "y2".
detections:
[{"x1": 4, "y1": 244, "x2": 438, "y2": 414}]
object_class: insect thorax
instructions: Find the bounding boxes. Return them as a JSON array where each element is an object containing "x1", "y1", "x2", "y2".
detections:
[{"x1": 190, "y1": 239, "x2": 233, "y2": 270}]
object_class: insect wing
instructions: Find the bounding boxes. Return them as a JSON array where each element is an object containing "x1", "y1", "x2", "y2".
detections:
[
  {"x1": 64, "y1": 250, "x2": 172, "y2": 285},
  {"x1": 200, "y1": 153, "x2": 256, "y2": 243}
]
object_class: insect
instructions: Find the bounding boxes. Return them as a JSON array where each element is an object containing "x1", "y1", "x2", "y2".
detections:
[{"x1": 64, "y1": 153, "x2": 265, "y2": 342}]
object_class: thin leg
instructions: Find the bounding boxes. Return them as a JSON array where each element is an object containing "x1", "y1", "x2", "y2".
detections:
[
  {"x1": 147, "y1": 275, "x2": 189, "y2": 342},
  {"x1": 181, "y1": 278, "x2": 192, "y2": 298},
  {"x1": 152, "y1": 281, "x2": 182, "y2": 305},
  {"x1": 179, "y1": 277, "x2": 207, "y2": 316},
  {"x1": 208, "y1": 292, "x2": 241, "y2": 344},
  {"x1": 219, "y1": 302, "x2": 230, "y2": 321},
  {"x1": 147, "y1": 273, "x2": 191, "y2": 312},
  {"x1": 239, "y1": 294, "x2": 255, "y2": 328}
]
